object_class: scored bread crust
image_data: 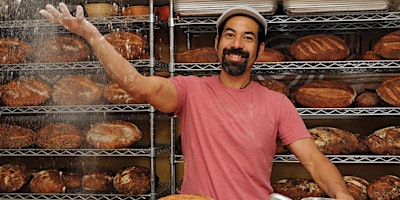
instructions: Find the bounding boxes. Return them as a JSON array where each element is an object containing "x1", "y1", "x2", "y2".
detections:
[
  {"x1": 376, "y1": 76, "x2": 400, "y2": 107},
  {"x1": 104, "y1": 31, "x2": 147, "y2": 60},
  {"x1": 290, "y1": 34, "x2": 350, "y2": 61},
  {"x1": 35, "y1": 123, "x2": 83, "y2": 149},
  {"x1": 367, "y1": 175, "x2": 400, "y2": 200},
  {"x1": 175, "y1": 47, "x2": 219, "y2": 63},
  {"x1": 0, "y1": 124, "x2": 36, "y2": 149},
  {"x1": 308, "y1": 127, "x2": 359, "y2": 154},
  {"x1": 365, "y1": 126, "x2": 400, "y2": 155},
  {"x1": 0, "y1": 38, "x2": 33, "y2": 64},
  {"x1": 373, "y1": 30, "x2": 400, "y2": 59}
]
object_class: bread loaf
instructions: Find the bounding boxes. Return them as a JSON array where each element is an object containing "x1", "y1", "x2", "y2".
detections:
[
  {"x1": 355, "y1": 92, "x2": 382, "y2": 107},
  {"x1": 255, "y1": 48, "x2": 286, "y2": 62},
  {"x1": 0, "y1": 163, "x2": 31, "y2": 192},
  {"x1": 343, "y1": 176, "x2": 369, "y2": 200},
  {"x1": 373, "y1": 30, "x2": 400, "y2": 59},
  {"x1": 51, "y1": 75, "x2": 103, "y2": 105},
  {"x1": 36, "y1": 35, "x2": 91, "y2": 62},
  {"x1": 365, "y1": 126, "x2": 400, "y2": 155},
  {"x1": 0, "y1": 38, "x2": 33, "y2": 64},
  {"x1": 1, "y1": 77, "x2": 51, "y2": 106},
  {"x1": 61, "y1": 170, "x2": 81, "y2": 189},
  {"x1": 272, "y1": 178, "x2": 326, "y2": 200},
  {"x1": 294, "y1": 80, "x2": 356, "y2": 108},
  {"x1": 113, "y1": 166, "x2": 151, "y2": 195},
  {"x1": 289, "y1": 34, "x2": 350, "y2": 61},
  {"x1": 308, "y1": 127, "x2": 359, "y2": 154},
  {"x1": 81, "y1": 170, "x2": 114, "y2": 191},
  {"x1": 367, "y1": 175, "x2": 400, "y2": 200},
  {"x1": 35, "y1": 123, "x2": 83, "y2": 149},
  {"x1": 0, "y1": 124, "x2": 36, "y2": 149},
  {"x1": 86, "y1": 120, "x2": 143, "y2": 149},
  {"x1": 175, "y1": 47, "x2": 219, "y2": 63},
  {"x1": 361, "y1": 51, "x2": 382, "y2": 60},
  {"x1": 103, "y1": 82, "x2": 145, "y2": 104},
  {"x1": 30, "y1": 169, "x2": 66, "y2": 193},
  {"x1": 376, "y1": 76, "x2": 400, "y2": 107},
  {"x1": 104, "y1": 31, "x2": 147, "y2": 60},
  {"x1": 257, "y1": 79, "x2": 289, "y2": 96}
]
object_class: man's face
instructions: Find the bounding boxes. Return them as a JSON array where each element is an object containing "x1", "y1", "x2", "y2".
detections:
[{"x1": 216, "y1": 15, "x2": 261, "y2": 76}]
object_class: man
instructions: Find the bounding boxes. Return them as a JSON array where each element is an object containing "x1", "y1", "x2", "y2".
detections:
[{"x1": 40, "y1": 4, "x2": 354, "y2": 200}]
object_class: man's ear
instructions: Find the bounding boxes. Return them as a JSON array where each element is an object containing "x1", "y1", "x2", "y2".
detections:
[
  {"x1": 214, "y1": 35, "x2": 219, "y2": 51},
  {"x1": 259, "y1": 42, "x2": 265, "y2": 55}
]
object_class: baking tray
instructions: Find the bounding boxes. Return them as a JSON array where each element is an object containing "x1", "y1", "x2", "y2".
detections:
[
  {"x1": 283, "y1": 0, "x2": 390, "y2": 14},
  {"x1": 174, "y1": 0, "x2": 278, "y2": 16}
]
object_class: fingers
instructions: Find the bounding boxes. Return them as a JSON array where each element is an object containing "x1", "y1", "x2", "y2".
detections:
[
  {"x1": 76, "y1": 5, "x2": 84, "y2": 20},
  {"x1": 39, "y1": 9, "x2": 58, "y2": 24},
  {"x1": 59, "y1": 2, "x2": 71, "y2": 17}
]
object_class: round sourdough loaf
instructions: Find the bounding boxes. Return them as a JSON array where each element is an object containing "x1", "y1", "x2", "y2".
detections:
[
  {"x1": 367, "y1": 175, "x2": 400, "y2": 200},
  {"x1": 289, "y1": 34, "x2": 350, "y2": 61},
  {"x1": 113, "y1": 166, "x2": 151, "y2": 195},
  {"x1": 104, "y1": 31, "x2": 147, "y2": 60},
  {"x1": 103, "y1": 82, "x2": 145, "y2": 104},
  {"x1": 373, "y1": 30, "x2": 400, "y2": 59},
  {"x1": 0, "y1": 163, "x2": 31, "y2": 192},
  {"x1": 0, "y1": 124, "x2": 36, "y2": 149},
  {"x1": 294, "y1": 80, "x2": 356, "y2": 108},
  {"x1": 365, "y1": 126, "x2": 400, "y2": 155},
  {"x1": 1, "y1": 77, "x2": 51, "y2": 106},
  {"x1": 30, "y1": 169, "x2": 66, "y2": 193},
  {"x1": 175, "y1": 47, "x2": 219, "y2": 63},
  {"x1": 35, "y1": 123, "x2": 83, "y2": 149},
  {"x1": 376, "y1": 76, "x2": 400, "y2": 107},
  {"x1": 255, "y1": 48, "x2": 286, "y2": 62},
  {"x1": 308, "y1": 127, "x2": 359, "y2": 154},
  {"x1": 86, "y1": 120, "x2": 142, "y2": 149},
  {"x1": 81, "y1": 170, "x2": 114, "y2": 191},
  {"x1": 61, "y1": 170, "x2": 82, "y2": 189},
  {"x1": 51, "y1": 75, "x2": 102, "y2": 105},
  {"x1": 271, "y1": 178, "x2": 326, "y2": 199},
  {"x1": 355, "y1": 92, "x2": 382, "y2": 107},
  {"x1": 36, "y1": 35, "x2": 91, "y2": 62},
  {"x1": 0, "y1": 37, "x2": 33, "y2": 64},
  {"x1": 257, "y1": 79, "x2": 289, "y2": 96},
  {"x1": 343, "y1": 176, "x2": 369, "y2": 200}
]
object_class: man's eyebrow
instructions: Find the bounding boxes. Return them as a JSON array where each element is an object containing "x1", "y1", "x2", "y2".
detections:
[{"x1": 224, "y1": 27, "x2": 256, "y2": 36}]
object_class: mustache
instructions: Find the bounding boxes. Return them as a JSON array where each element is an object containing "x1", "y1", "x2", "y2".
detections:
[{"x1": 222, "y1": 48, "x2": 249, "y2": 58}]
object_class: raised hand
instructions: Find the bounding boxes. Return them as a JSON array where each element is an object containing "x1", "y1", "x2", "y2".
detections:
[{"x1": 39, "y1": 2, "x2": 101, "y2": 42}]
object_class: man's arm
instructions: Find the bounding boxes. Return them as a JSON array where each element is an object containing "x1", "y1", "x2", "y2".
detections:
[
  {"x1": 39, "y1": 3, "x2": 177, "y2": 113},
  {"x1": 287, "y1": 138, "x2": 354, "y2": 200}
]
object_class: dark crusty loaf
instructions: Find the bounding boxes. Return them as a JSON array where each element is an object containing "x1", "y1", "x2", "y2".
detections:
[
  {"x1": 175, "y1": 47, "x2": 219, "y2": 63},
  {"x1": 36, "y1": 35, "x2": 91, "y2": 62},
  {"x1": 0, "y1": 37, "x2": 33, "y2": 64},
  {"x1": 86, "y1": 120, "x2": 143, "y2": 149},
  {"x1": 1, "y1": 77, "x2": 51, "y2": 107},
  {"x1": 0, "y1": 124, "x2": 36, "y2": 149},
  {"x1": 0, "y1": 163, "x2": 31, "y2": 192},
  {"x1": 308, "y1": 127, "x2": 359, "y2": 154},
  {"x1": 373, "y1": 30, "x2": 400, "y2": 59},
  {"x1": 81, "y1": 170, "x2": 114, "y2": 191},
  {"x1": 257, "y1": 79, "x2": 289, "y2": 96},
  {"x1": 104, "y1": 31, "x2": 148, "y2": 60},
  {"x1": 365, "y1": 126, "x2": 400, "y2": 155},
  {"x1": 272, "y1": 178, "x2": 326, "y2": 200},
  {"x1": 103, "y1": 82, "x2": 145, "y2": 104},
  {"x1": 367, "y1": 175, "x2": 400, "y2": 200},
  {"x1": 289, "y1": 34, "x2": 350, "y2": 61},
  {"x1": 355, "y1": 92, "x2": 382, "y2": 107},
  {"x1": 30, "y1": 169, "x2": 66, "y2": 193},
  {"x1": 343, "y1": 176, "x2": 369, "y2": 200},
  {"x1": 294, "y1": 80, "x2": 356, "y2": 108},
  {"x1": 361, "y1": 51, "x2": 382, "y2": 60},
  {"x1": 376, "y1": 76, "x2": 400, "y2": 107},
  {"x1": 51, "y1": 75, "x2": 103, "y2": 105},
  {"x1": 255, "y1": 48, "x2": 286, "y2": 62},
  {"x1": 61, "y1": 170, "x2": 82, "y2": 189},
  {"x1": 113, "y1": 166, "x2": 151, "y2": 195},
  {"x1": 35, "y1": 123, "x2": 83, "y2": 149}
]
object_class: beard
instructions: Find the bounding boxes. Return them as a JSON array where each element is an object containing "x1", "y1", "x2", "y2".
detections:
[{"x1": 221, "y1": 48, "x2": 249, "y2": 76}]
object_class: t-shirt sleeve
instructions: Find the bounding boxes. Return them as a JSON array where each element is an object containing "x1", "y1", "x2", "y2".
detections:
[
  {"x1": 169, "y1": 75, "x2": 190, "y2": 117},
  {"x1": 277, "y1": 96, "x2": 311, "y2": 145}
]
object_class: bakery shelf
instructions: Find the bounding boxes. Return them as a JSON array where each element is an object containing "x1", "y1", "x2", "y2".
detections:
[
  {"x1": 274, "y1": 155, "x2": 400, "y2": 164},
  {"x1": 0, "y1": 182, "x2": 170, "y2": 200},
  {"x1": 298, "y1": 107, "x2": 400, "y2": 117},
  {"x1": 173, "y1": 60, "x2": 400, "y2": 75},
  {"x1": 0, "y1": 144, "x2": 170, "y2": 157},
  {"x1": 0, "y1": 104, "x2": 152, "y2": 115}
]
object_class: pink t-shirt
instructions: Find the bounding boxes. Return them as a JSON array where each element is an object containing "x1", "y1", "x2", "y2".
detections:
[{"x1": 171, "y1": 75, "x2": 311, "y2": 200}]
